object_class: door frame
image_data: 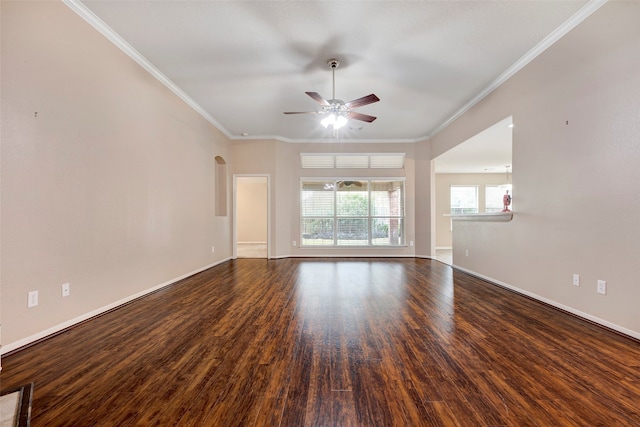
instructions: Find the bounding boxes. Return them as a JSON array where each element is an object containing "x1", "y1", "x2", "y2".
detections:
[{"x1": 233, "y1": 174, "x2": 271, "y2": 259}]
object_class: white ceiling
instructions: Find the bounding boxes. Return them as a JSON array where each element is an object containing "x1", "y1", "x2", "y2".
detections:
[
  {"x1": 70, "y1": 0, "x2": 600, "y2": 146},
  {"x1": 434, "y1": 116, "x2": 513, "y2": 174}
]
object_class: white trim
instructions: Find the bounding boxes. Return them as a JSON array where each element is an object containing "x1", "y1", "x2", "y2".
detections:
[
  {"x1": 237, "y1": 241, "x2": 268, "y2": 245},
  {"x1": 300, "y1": 177, "x2": 406, "y2": 248},
  {"x1": 435, "y1": 246, "x2": 452, "y2": 250},
  {"x1": 452, "y1": 264, "x2": 640, "y2": 341},
  {"x1": 289, "y1": 254, "x2": 414, "y2": 258},
  {"x1": 0, "y1": 258, "x2": 231, "y2": 355},
  {"x1": 427, "y1": 0, "x2": 608, "y2": 140},
  {"x1": 63, "y1": 0, "x2": 606, "y2": 145},
  {"x1": 62, "y1": 0, "x2": 231, "y2": 139},
  {"x1": 233, "y1": 174, "x2": 271, "y2": 260},
  {"x1": 235, "y1": 135, "x2": 424, "y2": 144}
]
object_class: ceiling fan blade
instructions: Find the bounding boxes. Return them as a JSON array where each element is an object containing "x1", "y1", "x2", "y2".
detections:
[
  {"x1": 305, "y1": 92, "x2": 330, "y2": 107},
  {"x1": 283, "y1": 111, "x2": 322, "y2": 115},
  {"x1": 347, "y1": 111, "x2": 377, "y2": 123},
  {"x1": 345, "y1": 93, "x2": 380, "y2": 109}
]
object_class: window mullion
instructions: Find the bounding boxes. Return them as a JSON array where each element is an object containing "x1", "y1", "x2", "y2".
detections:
[
  {"x1": 368, "y1": 181, "x2": 372, "y2": 246},
  {"x1": 333, "y1": 181, "x2": 337, "y2": 246}
]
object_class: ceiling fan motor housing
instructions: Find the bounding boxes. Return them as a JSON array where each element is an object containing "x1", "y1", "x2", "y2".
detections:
[{"x1": 328, "y1": 59, "x2": 340, "y2": 69}]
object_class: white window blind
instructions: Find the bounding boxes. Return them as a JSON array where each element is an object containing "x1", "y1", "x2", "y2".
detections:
[
  {"x1": 370, "y1": 154, "x2": 405, "y2": 168},
  {"x1": 300, "y1": 155, "x2": 334, "y2": 169},
  {"x1": 335, "y1": 155, "x2": 369, "y2": 168},
  {"x1": 300, "y1": 153, "x2": 404, "y2": 169}
]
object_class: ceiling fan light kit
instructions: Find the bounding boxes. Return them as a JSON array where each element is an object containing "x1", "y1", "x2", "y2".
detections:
[{"x1": 284, "y1": 58, "x2": 380, "y2": 132}]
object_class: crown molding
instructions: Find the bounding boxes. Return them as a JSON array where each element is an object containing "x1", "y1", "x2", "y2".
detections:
[
  {"x1": 62, "y1": 0, "x2": 232, "y2": 139},
  {"x1": 63, "y1": 0, "x2": 606, "y2": 144},
  {"x1": 427, "y1": 0, "x2": 608, "y2": 139}
]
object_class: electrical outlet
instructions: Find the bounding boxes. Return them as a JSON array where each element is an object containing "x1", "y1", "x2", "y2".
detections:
[
  {"x1": 465, "y1": 249, "x2": 469, "y2": 257},
  {"x1": 409, "y1": 241, "x2": 414, "y2": 247},
  {"x1": 28, "y1": 290, "x2": 39, "y2": 308},
  {"x1": 572, "y1": 274, "x2": 580, "y2": 287},
  {"x1": 62, "y1": 283, "x2": 70, "y2": 297},
  {"x1": 293, "y1": 241, "x2": 297, "y2": 247},
  {"x1": 211, "y1": 246, "x2": 215, "y2": 253},
  {"x1": 597, "y1": 280, "x2": 607, "y2": 295}
]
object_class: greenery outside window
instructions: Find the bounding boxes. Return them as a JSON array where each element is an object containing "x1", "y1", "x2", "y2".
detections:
[{"x1": 301, "y1": 179, "x2": 404, "y2": 247}]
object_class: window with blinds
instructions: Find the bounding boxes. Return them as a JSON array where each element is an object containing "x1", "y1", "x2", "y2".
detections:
[
  {"x1": 301, "y1": 179, "x2": 404, "y2": 247},
  {"x1": 300, "y1": 153, "x2": 404, "y2": 169}
]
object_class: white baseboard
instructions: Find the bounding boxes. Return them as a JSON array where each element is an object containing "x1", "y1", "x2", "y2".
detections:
[
  {"x1": 435, "y1": 246, "x2": 452, "y2": 250},
  {"x1": 5, "y1": 256, "x2": 635, "y2": 355},
  {"x1": 237, "y1": 241, "x2": 267, "y2": 245},
  {"x1": 248, "y1": 254, "x2": 415, "y2": 260},
  {"x1": 1, "y1": 257, "x2": 232, "y2": 355},
  {"x1": 452, "y1": 264, "x2": 640, "y2": 341}
]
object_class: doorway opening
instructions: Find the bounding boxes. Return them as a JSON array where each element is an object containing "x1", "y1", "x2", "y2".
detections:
[
  {"x1": 234, "y1": 175, "x2": 269, "y2": 259},
  {"x1": 432, "y1": 116, "x2": 513, "y2": 265}
]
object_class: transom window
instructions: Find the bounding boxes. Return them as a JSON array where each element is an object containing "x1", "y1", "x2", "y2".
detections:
[
  {"x1": 301, "y1": 179, "x2": 405, "y2": 247},
  {"x1": 300, "y1": 153, "x2": 405, "y2": 169}
]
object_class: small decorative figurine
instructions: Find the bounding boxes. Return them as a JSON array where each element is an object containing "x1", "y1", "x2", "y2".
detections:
[{"x1": 502, "y1": 190, "x2": 512, "y2": 212}]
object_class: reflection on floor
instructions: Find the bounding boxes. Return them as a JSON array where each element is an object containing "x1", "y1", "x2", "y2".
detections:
[
  {"x1": 237, "y1": 243, "x2": 267, "y2": 258},
  {"x1": 435, "y1": 248, "x2": 452, "y2": 265}
]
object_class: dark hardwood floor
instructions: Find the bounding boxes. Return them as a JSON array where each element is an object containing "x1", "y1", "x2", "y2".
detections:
[{"x1": 1, "y1": 258, "x2": 639, "y2": 426}]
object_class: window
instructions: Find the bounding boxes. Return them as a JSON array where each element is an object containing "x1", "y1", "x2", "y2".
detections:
[
  {"x1": 301, "y1": 179, "x2": 404, "y2": 247},
  {"x1": 486, "y1": 185, "x2": 513, "y2": 212},
  {"x1": 300, "y1": 153, "x2": 405, "y2": 169},
  {"x1": 485, "y1": 185, "x2": 504, "y2": 213},
  {"x1": 450, "y1": 185, "x2": 478, "y2": 214}
]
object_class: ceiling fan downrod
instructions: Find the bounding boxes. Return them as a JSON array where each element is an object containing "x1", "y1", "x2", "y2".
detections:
[{"x1": 328, "y1": 58, "x2": 340, "y2": 100}]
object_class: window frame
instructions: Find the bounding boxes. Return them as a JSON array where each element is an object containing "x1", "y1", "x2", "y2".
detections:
[
  {"x1": 450, "y1": 185, "x2": 479, "y2": 215},
  {"x1": 300, "y1": 178, "x2": 406, "y2": 248},
  {"x1": 485, "y1": 185, "x2": 504, "y2": 213}
]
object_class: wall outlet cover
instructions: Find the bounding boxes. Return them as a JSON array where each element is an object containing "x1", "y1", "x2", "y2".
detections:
[
  {"x1": 28, "y1": 290, "x2": 39, "y2": 308},
  {"x1": 597, "y1": 280, "x2": 607, "y2": 295}
]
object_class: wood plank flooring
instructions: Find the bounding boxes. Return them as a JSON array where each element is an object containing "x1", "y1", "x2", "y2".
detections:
[{"x1": 1, "y1": 258, "x2": 639, "y2": 426}]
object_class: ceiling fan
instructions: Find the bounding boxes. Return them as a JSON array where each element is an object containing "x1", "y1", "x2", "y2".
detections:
[
  {"x1": 337, "y1": 180, "x2": 364, "y2": 188},
  {"x1": 284, "y1": 59, "x2": 380, "y2": 130}
]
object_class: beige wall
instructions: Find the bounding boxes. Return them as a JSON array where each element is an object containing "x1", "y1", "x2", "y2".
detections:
[
  {"x1": 233, "y1": 141, "x2": 421, "y2": 258},
  {"x1": 1, "y1": 1, "x2": 233, "y2": 350},
  {"x1": 231, "y1": 139, "x2": 278, "y2": 256},
  {"x1": 236, "y1": 178, "x2": 268, "y2": 243},
  {"x1": 435, "y1": 173, "x2": 507, "y2": 248},
  {"x1": 430, "y1": 2, "x2": 640, "y2": 338},
  {"x1": 4, "y1": 0, "x2": 637, "y2": 354}
]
